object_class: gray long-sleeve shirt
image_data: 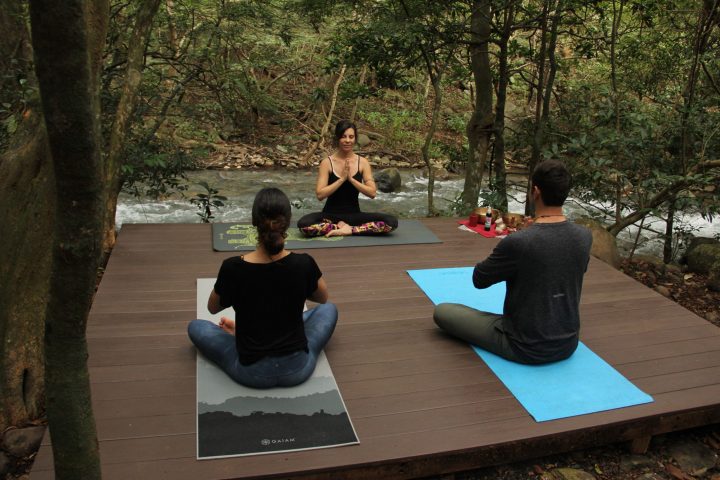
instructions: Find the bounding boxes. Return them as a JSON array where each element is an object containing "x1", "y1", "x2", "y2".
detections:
[{"x1": 473, "y1": 221, "x2": 593, "y2": 363}]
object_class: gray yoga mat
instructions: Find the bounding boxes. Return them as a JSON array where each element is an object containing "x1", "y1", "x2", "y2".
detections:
[
  {"x1": 195, "y1": 279, "x2": 359, "y2": 459},
  {"x1": 211, "y1": 218, "x2": 442, "y2": 251}
]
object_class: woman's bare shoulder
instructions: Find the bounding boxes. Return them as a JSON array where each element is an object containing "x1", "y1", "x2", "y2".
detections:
[
  {"x1": 318, "y1": 156, "x2": 332, "y2": 171},
  {"x1": 358, "y1": 155, "x2": 373, "y2": 171}
]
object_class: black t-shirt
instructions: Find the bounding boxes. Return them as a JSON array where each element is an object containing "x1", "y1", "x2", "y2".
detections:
[{"x1": 214, "y1": 252, "x2": 322, "y2": 365}]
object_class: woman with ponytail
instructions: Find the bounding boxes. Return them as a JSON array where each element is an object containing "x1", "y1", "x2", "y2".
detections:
[{"x1": 188, "y1": 187, "x2": 337, "y2": 388}]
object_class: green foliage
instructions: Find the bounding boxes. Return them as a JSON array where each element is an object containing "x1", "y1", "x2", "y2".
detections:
[
  {"x1": 478, "y1": 188, "x2": 507, "y2": 213},
  {"x1": 339, "y1": 76, "x2": 376, "y2": 102},
  {"x1": 444, "y1": 181, "x2": 506, "y2": 217},
  {"x1": 438, "y1": 142, "x2": 467, "y2": 173},
  {"x1": 444, "y1": 191, "x2": 472, "y2": 217},
  {"x1": 2, "y1": 114, "x2": 17, "y2": 135},
  {"x1": 189, "y1": 181, "x2": 227, "y2": 223},
  {"x1": 362, "y1": 109, "x2": 424, "y2": 151},
  {"x1": 84, "y1": 0, "x2": 720, "y2": 241},
  {"x1": 120, "y1": 141, "x2": 197, "y2": 199},
  {"x1": 1, "y1": 53, "x2": 38, "y2": 152},
  {"x1": 445, "y1": 112, "x2": 468, "y2": 135}
]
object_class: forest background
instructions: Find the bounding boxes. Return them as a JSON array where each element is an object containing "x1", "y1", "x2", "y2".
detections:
[{"x1": 0, "y1": 0, "x2": 719, "y2": 478}]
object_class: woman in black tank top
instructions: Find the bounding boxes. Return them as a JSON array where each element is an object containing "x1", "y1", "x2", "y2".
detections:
[{"x1": 297, "y1": 120, "x2": 398, "y2": 237}]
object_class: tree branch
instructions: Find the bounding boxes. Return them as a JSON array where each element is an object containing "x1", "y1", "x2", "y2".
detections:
[
  {"x1": 607, "y1": 159, "x2": 720, "y2": 235},
  {"x1": 701, "y1": 60, "x2": 720, "y2": 95}
]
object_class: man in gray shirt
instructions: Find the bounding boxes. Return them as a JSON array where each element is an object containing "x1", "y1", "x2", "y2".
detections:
[{"x1": 434, "y1": 160, "x2": 593, "y2": 364}]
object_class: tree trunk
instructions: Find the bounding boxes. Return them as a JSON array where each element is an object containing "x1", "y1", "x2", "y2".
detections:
[
  {"x1": 396, "y1": 0, "x2": 450, "y2": 216},
  {"x1": 103, "y1": 0, "x2": 163, "y2": 255},
  {"x1": 0, "y1": 113, "x2": 53, "y2": 433},
  {"x1": 301, "y1": 64, "x2": 346, "y2": 165},
  {"x1": 29, "y1": 0, "x2": 109, "y2": 477},
  {"x1": 610, "y1": 0, "x2": 625, "y2": 223},
  {"x1": 490, "y1": 1, "x2": 517, "y2": 214},
  {"x1": 350, "y1": 64, "x2": 367, "y2": 123},
  {"x1": 0, "y1": 0, "x2": 51, "y2": 434},
  {"x1": 422, "y1": 75, "x2": 443, "y2": 216},
  {"x1": 526, "y1": 0, "x2": 555, "y2": 215},
  {"x1": 461, "y1": 0, "x2": 494, "y2": 212},
  {"x1": 166, "y1": 0, "x2": 178, "y2": 58},
  {"x1": 663, "y1": 196, "x2": 676, "y2": 263},
  {"x1": 665, "y1": 0, "x2": 718, "y2": 253}
]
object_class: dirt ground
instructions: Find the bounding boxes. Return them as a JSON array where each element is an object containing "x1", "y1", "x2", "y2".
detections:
[
  {"x1": 620, "y1": 258, "x2": 720, "y2": 329},
  {"x1": 437, "y1": 425, "x2": 720, "y2": 480}
]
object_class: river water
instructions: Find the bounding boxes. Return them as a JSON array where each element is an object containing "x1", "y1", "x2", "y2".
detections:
[
  {"x1": 117, "y1": 169, "x2": 494, "y2": 224},
  {"x1": 117, "y1": 169, "x2": 719, "y2": 257}
]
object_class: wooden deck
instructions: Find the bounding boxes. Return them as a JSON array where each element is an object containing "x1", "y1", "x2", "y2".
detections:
[{"x1": 31, "y1": 218, "x2": 720, "y2": 479}]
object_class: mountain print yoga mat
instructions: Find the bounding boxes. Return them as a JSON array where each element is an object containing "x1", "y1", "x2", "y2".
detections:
[
  {"x1": 407, "y1": 267, "x2": 653, "y2": 422},
  {"x1": 211, "y1": 219, "x2": 441, "y2": 251},
  {"x1": 195, "y1": 279, "x2": 358, "y2": 459}
]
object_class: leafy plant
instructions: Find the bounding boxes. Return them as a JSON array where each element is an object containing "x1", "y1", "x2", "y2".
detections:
[
  {"x1": 478, "y1": 188, "x2": 507, "y2": 213},
  {"x1": 443, "y1": 191, "x2": 472, "y2": 217},
  {"x1": 438, "y1": 142, "x2": 467, "y2": 173},
  {"x1": 445, "y1": 188, "x2": 488, "y2": 217},
  {"x1": 120, "y1": 142, "x2": 196, "y2": 200},
  {"x1": 445, "y1": 112, "x2": 468, "y2": 135},
  {"x1": 189, "y1": 181, "x2": 227, "y2": 223},
  {"x1": 362, "y1": 109, "x2": 424, "y2": 151},
  {"x1": 670, "y1": 222, "x2": 700, "y2": 263}
]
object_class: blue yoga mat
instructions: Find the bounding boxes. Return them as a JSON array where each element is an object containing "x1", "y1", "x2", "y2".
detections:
[{"x1": 407, "y1": 267, "x2": 654, "y2": 422}]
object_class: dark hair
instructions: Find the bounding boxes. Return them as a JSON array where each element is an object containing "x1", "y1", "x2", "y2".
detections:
[
  {"x1": 531, "y1": 160, "x2": 572, "y2": 206},
  {"x1": 251, "y1": 187, "x2": 291, "y2": 255},
  {"x1": 333, "y1": 119, "x2": 357, "y2": 147}
]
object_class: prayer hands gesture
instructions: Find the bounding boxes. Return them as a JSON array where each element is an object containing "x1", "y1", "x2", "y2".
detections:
[{"x1": 336, "y1": 156, "x2": 353, "y2": 182}]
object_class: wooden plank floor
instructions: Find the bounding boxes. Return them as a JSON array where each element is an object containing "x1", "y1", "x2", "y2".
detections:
[{"x1": 31, "y1": 218, "x2": 720, "y2": 479}]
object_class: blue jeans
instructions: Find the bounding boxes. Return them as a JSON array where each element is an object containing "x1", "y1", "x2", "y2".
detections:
[{"x1": 188, "y1": 303, "x2": 338, "y2": 388}]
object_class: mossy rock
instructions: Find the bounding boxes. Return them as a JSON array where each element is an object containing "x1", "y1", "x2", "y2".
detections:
[
  {"x1": 682, "y1": 236, "x2": 720, "y2": 264},
  {"x1": 374, "y1": 168, "x2": 402, "y2": 193},
  {"x1": 357, "y1": 133, "x2": 371, "y2": 148},
  {"x1": 686, "y1": 243, "x2": 720, "y2": 275},
  {"x1": 686, "y1": 236, "x2": 719, "y2": 253},
  {"x1": 709, "y1": 262, "x2": 720, "y2": 292},
  {"x1": 574, "y1": 217, "x2": 621, "y2": 269}
]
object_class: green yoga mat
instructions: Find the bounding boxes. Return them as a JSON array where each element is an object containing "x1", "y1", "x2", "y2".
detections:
[{"x1": 211, "y1": 219, "x2": 441, "y2": 251}]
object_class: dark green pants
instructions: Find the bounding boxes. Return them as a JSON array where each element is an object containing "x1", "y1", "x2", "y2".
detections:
[{"x1": 433, "y1": 303, "x2": 523, "y2": 362}]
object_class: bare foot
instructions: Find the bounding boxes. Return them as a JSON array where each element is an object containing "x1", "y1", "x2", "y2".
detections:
[
  {"x1": 326, "y1": 223, "x2": 353, "y2": 237},
  {"x1": 219, "y1": 316, "x2": 236, "y2": 335}
]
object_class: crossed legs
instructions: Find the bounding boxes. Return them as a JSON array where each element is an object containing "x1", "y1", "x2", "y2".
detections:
[
  {"x1": 297, "y1": 212, "x2": 398, "y2": 237},
  {"x1": 433, "y1": 303, "x2": 523, "y2": 362},
  {"x1": 188, "y1": 303, "x2": 338, "y2": 388}
]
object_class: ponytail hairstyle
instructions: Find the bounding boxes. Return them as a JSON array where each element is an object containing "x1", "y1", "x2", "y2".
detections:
[
  {"x1": 332, "y1": 119, "x2": 358, "y2": 148},
  {"x1": 251, "y1": 187, "x2": 291, "y2": 256}
]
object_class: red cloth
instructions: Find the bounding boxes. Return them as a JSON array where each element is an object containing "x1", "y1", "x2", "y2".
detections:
[{"x1": 457, "y1": 219, "x2": 506, "y2": 238}]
